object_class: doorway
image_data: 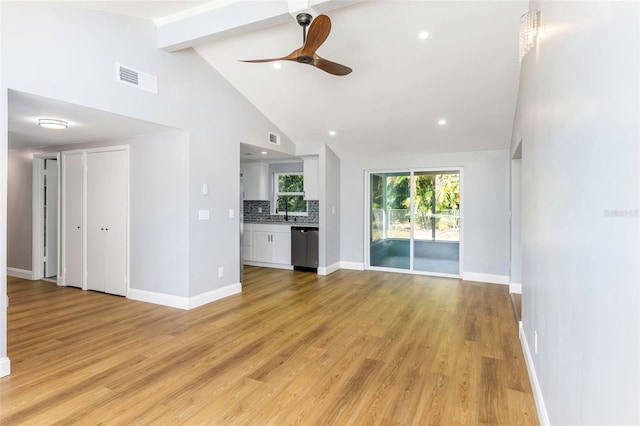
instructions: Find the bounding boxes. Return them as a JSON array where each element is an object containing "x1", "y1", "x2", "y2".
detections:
[
  {"x1": 32, "y1": 155, "x2": 59, "y2": 282},
  {"x1": 366, "y1": 168, "x2": 462, "y2": 277}
]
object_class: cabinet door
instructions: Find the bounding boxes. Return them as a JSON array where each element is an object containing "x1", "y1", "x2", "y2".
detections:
[
  {"x1": 271, "y1": 231, "x2": 291, "y2": 265},
  {"x1": 86, "y1": 150, "x2": 128, "y2": 296},
  {"x1": 242, "y1": 162, "x2": 269, "y2": 200},
  {"x1": 62, "y1": 152, "x2": 83, "y2": 288},
  {"x1": 303, "y1": 157, "x2": 319, "y2": 200},
  {"x1": 252, "y1": 231, "x2": 272, "y2": 263}
]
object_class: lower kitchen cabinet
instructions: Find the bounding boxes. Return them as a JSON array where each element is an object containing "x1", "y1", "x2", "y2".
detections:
[{"x1": 246, "y1": 224, "x2": 291, "y2": 268}]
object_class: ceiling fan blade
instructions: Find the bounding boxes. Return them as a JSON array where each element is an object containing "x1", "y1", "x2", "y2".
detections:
[
  {"x1": 312, "y1": 55, "x2": 352, "y2": 76},
  {"x1": 301, "y1": 14, "x2": 331, "y2": 56}
]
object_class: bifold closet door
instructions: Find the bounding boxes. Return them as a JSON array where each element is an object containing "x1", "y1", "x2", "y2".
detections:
[
  {"x1": 86, "y1": 150, "x2": 128, "y2": 296},
  {"x1": 62, "y1": 153, "x2": 83, "y2": 288}
]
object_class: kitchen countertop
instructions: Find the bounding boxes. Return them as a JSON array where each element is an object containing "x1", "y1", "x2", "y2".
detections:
[{"x1": 244, "y1": 220, "x2": 319, "y2": 228}]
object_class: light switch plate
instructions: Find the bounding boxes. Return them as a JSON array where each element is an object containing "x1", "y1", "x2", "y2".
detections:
[
  {"x1": 198, "y1": 210, "x2": 210, "y2": 220},
  {"x1": 229, "y1": 208, "x2": 234, "y2": 218}
]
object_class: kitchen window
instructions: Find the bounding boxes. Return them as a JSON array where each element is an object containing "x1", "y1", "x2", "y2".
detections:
[{"x1": 273, "y1": 172, "x2": 308, "y2": 215}]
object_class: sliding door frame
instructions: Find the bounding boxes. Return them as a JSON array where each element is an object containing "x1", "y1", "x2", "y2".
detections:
[{"x1": 364, "y1": 167, "x2": 464, "y2": 278}]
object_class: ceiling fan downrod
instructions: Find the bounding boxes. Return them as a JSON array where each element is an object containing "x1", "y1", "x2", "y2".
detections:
[{"x1": 296, "y1": 13, "x2": 313, "y2": 43}]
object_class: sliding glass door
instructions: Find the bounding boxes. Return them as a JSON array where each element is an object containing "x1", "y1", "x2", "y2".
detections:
[
  {"x1": 368, "y1": 169, "x2": 461, "y2": 276},
  {"x1": 412, "y1": 171, "x2": 460, "y2": 274},
  {"x1": 370, "y1": 172, "x2": 411, "y2": 270}
]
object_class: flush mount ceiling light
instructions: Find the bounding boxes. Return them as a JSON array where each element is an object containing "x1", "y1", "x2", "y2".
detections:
[
  {"x1": 38, "y1": 118, "x2": 68, "y2": 130},
  {"x1": 519, "y1": 9, "x2": 540, "y2": 62},
  {"x1": 329, "y1": 130, "x2": 336, "y2": 136},
  {"x1": 438, "y1": 119, "x2": 447, "y2": 126},
  {"x1": 418, "y1": 31, "x2": 429, "y2": 40},
  {"x1": 273, "y1": 63, "x2": 282, "y2": 70},
  {"x1": 261, "y1": 151, "x2": 268, "y2": 155}
]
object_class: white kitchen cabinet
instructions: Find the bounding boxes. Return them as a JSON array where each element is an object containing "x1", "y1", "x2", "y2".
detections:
[
  {"x1": 249, "y1": 224, "x2": 291, "y2": 267},
  {"x1": 302, "y1": 156, "x2": 319, "y2": 200},
  {"x1": 242, "y1": 223, "x2": 252, "y2": 261},
  {"x1": 241, "y1": 162, "x2": 269, "y2": 200},
  {"x1": 270, "y1": 231, "x2": 291, "y2": 264}
]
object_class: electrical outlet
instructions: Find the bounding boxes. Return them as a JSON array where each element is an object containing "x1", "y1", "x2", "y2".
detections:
[
  {"x1": 534, "y1": 331, "x2": 538, "y2": 353},
  {"x1": 218, "y1": 267, "x2": 224, "y2": 278},
  {"x1": 258, "y1": 207, "x2": 262, "y2": 213}
]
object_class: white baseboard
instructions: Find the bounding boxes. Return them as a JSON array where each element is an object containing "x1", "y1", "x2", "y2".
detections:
[
  {"x1": 318, "y1": 262, "x2": 340, "y2": 276},
  {"x1": 520, "y1": 324, "x2": 550, "y2": 425},
  {"x1": 7, "y1": 268, "x2": 33, "y2": 280},
  {"x1": 509, "y1": 282, "x2": 522, "y2": 294},
  {"x1": 127, "y1": 283, "x2": 242, "y2": 310},
  {"x1": 0, "y1": 357, "x2": 11, "y2": 378},
  {"x1": 340, "y1": 261, "x2": 364, "y2": 271},
  {"x1": 128, "y1": 288, "x2": 189, "y2": 309},
  {"x1": 188, "y1": 283, "x2": 242, "y2": 310},
  {"x1": 462, "y1": 272, "x2": 509, "y2": 285}
]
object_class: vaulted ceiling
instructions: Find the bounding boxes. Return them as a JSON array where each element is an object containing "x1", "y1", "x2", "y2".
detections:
[{"x1": 10, "y1": 0, "x2": 528, "y2": 158}]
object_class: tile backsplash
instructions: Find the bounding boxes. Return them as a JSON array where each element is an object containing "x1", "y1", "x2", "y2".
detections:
[{"x1": 244, "y1": 200, "x2": 319, "y2": 224}]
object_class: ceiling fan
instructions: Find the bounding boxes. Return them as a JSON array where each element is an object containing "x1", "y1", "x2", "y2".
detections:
[{"x1": 240, "y1": 13, "x2": 352, "y2": 76}]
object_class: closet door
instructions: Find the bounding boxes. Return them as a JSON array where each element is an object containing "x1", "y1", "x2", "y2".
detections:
[
  {"x1": 62, "y1": 152, "x2": 83, "y2": 288},
  {"x1": 86, "y1": 149, "x2": 128, "y2": 296}
]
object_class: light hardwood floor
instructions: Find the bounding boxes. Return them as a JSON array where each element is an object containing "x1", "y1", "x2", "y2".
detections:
[{"x1": 1, "y1": 267, "x2": 538, "y2": 425}]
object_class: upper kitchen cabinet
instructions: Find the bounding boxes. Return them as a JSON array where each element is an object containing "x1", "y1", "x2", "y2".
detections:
[
  {"x1": 241, "y1": 162, "x2": 269, "y2": 200},
  {"x1": 302, "y1": 156, "x2": 319, "y2": 200}
]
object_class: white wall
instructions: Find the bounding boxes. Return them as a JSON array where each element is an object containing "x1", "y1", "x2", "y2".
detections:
[
  {"x1": 512, "y1": 1, "x2": 639, "y2": 423},
  {"x1": 128, "y1": 132, "x2": 190, "y2": 297},
  {"x1": 0, "y1": 0, "x2": 8, "y2": 373},
  {"x1": 510, "y1": 157, "x2": 522, "y2": 286},
  {"x1": 7, "y1": 149, "x2": 33, "y2": 271},
  {"x1": 320, "y1": 145, "x2": 340, "y2": 271},
  {"x1": 1, "y1": 1, "x2": 294, "y2": 374},
  {"x1": 340, "y1": 149, "x2": 510, "y2": 278}
]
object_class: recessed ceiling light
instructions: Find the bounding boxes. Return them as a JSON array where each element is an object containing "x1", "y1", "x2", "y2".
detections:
[
  {"x1": 419, "y1": 31, "x2": 429, "y2": 40},
  {"x1": 438, "y1": 119, "x2": 447, "y2": 126},
  {"x1": 273, "y1": 63, "x2": 282, "y2": 69},
  {"x1": 329, "y1": 130, "x2": 336, "y2": 136},
  {"x1": 38, "y1": 118, "x2": 68, "y2": 130},
  {"x1": 261, "y1": 151, "x2": 268, "y2": 155}
]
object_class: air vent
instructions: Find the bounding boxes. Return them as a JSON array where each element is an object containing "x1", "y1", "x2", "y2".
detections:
[
  {"x1": 116, "y1": 63, "x2": 158, "y2": 94},
  {"x1": 119, "y1": 67, "x2": 138, "y2": 85},
  {"x1": 268, "y1": 132, "x2": 281, "y2": 145}
]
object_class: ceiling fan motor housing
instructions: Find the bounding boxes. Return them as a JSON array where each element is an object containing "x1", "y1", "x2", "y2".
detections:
[{"x1": 296, "y1": 13, "x2": 313, "y2": 27}]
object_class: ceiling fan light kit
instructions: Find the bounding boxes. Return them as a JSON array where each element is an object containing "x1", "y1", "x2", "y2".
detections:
[{"x1": 240, "y1": 13, "x2": 352, "y2": 76}]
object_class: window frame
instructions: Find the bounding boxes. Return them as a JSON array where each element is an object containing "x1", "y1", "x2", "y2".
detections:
[{"x1": 273, "y1": 172, "x2": 308, "y2": 216}]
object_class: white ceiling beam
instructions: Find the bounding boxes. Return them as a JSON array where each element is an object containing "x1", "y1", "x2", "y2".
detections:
[{"x1": 156, "y1": 0, "x2": 361, "y2": 52}]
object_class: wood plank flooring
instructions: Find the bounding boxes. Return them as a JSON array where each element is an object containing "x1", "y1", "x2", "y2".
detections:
[{"x1": 1, "y1": 267, "x2": 537, "y2": 425}]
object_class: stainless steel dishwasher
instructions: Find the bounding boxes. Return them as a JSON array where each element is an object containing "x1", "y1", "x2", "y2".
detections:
[{"x1": 291, "y1": 226, "x2": 319, "y2": 272}]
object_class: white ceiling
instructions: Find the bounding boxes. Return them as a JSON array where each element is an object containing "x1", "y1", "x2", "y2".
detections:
[{"x1": 9, "y1": 0, "x2": 528, "y2": 159}]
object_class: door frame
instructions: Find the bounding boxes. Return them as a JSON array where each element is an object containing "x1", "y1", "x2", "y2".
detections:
[
  {"x1": 364, "y1": 166, "x2": 464, "y2": 278},
  {"x1": 31, "y1": 153, "x2": 60, "y2": 282}
]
